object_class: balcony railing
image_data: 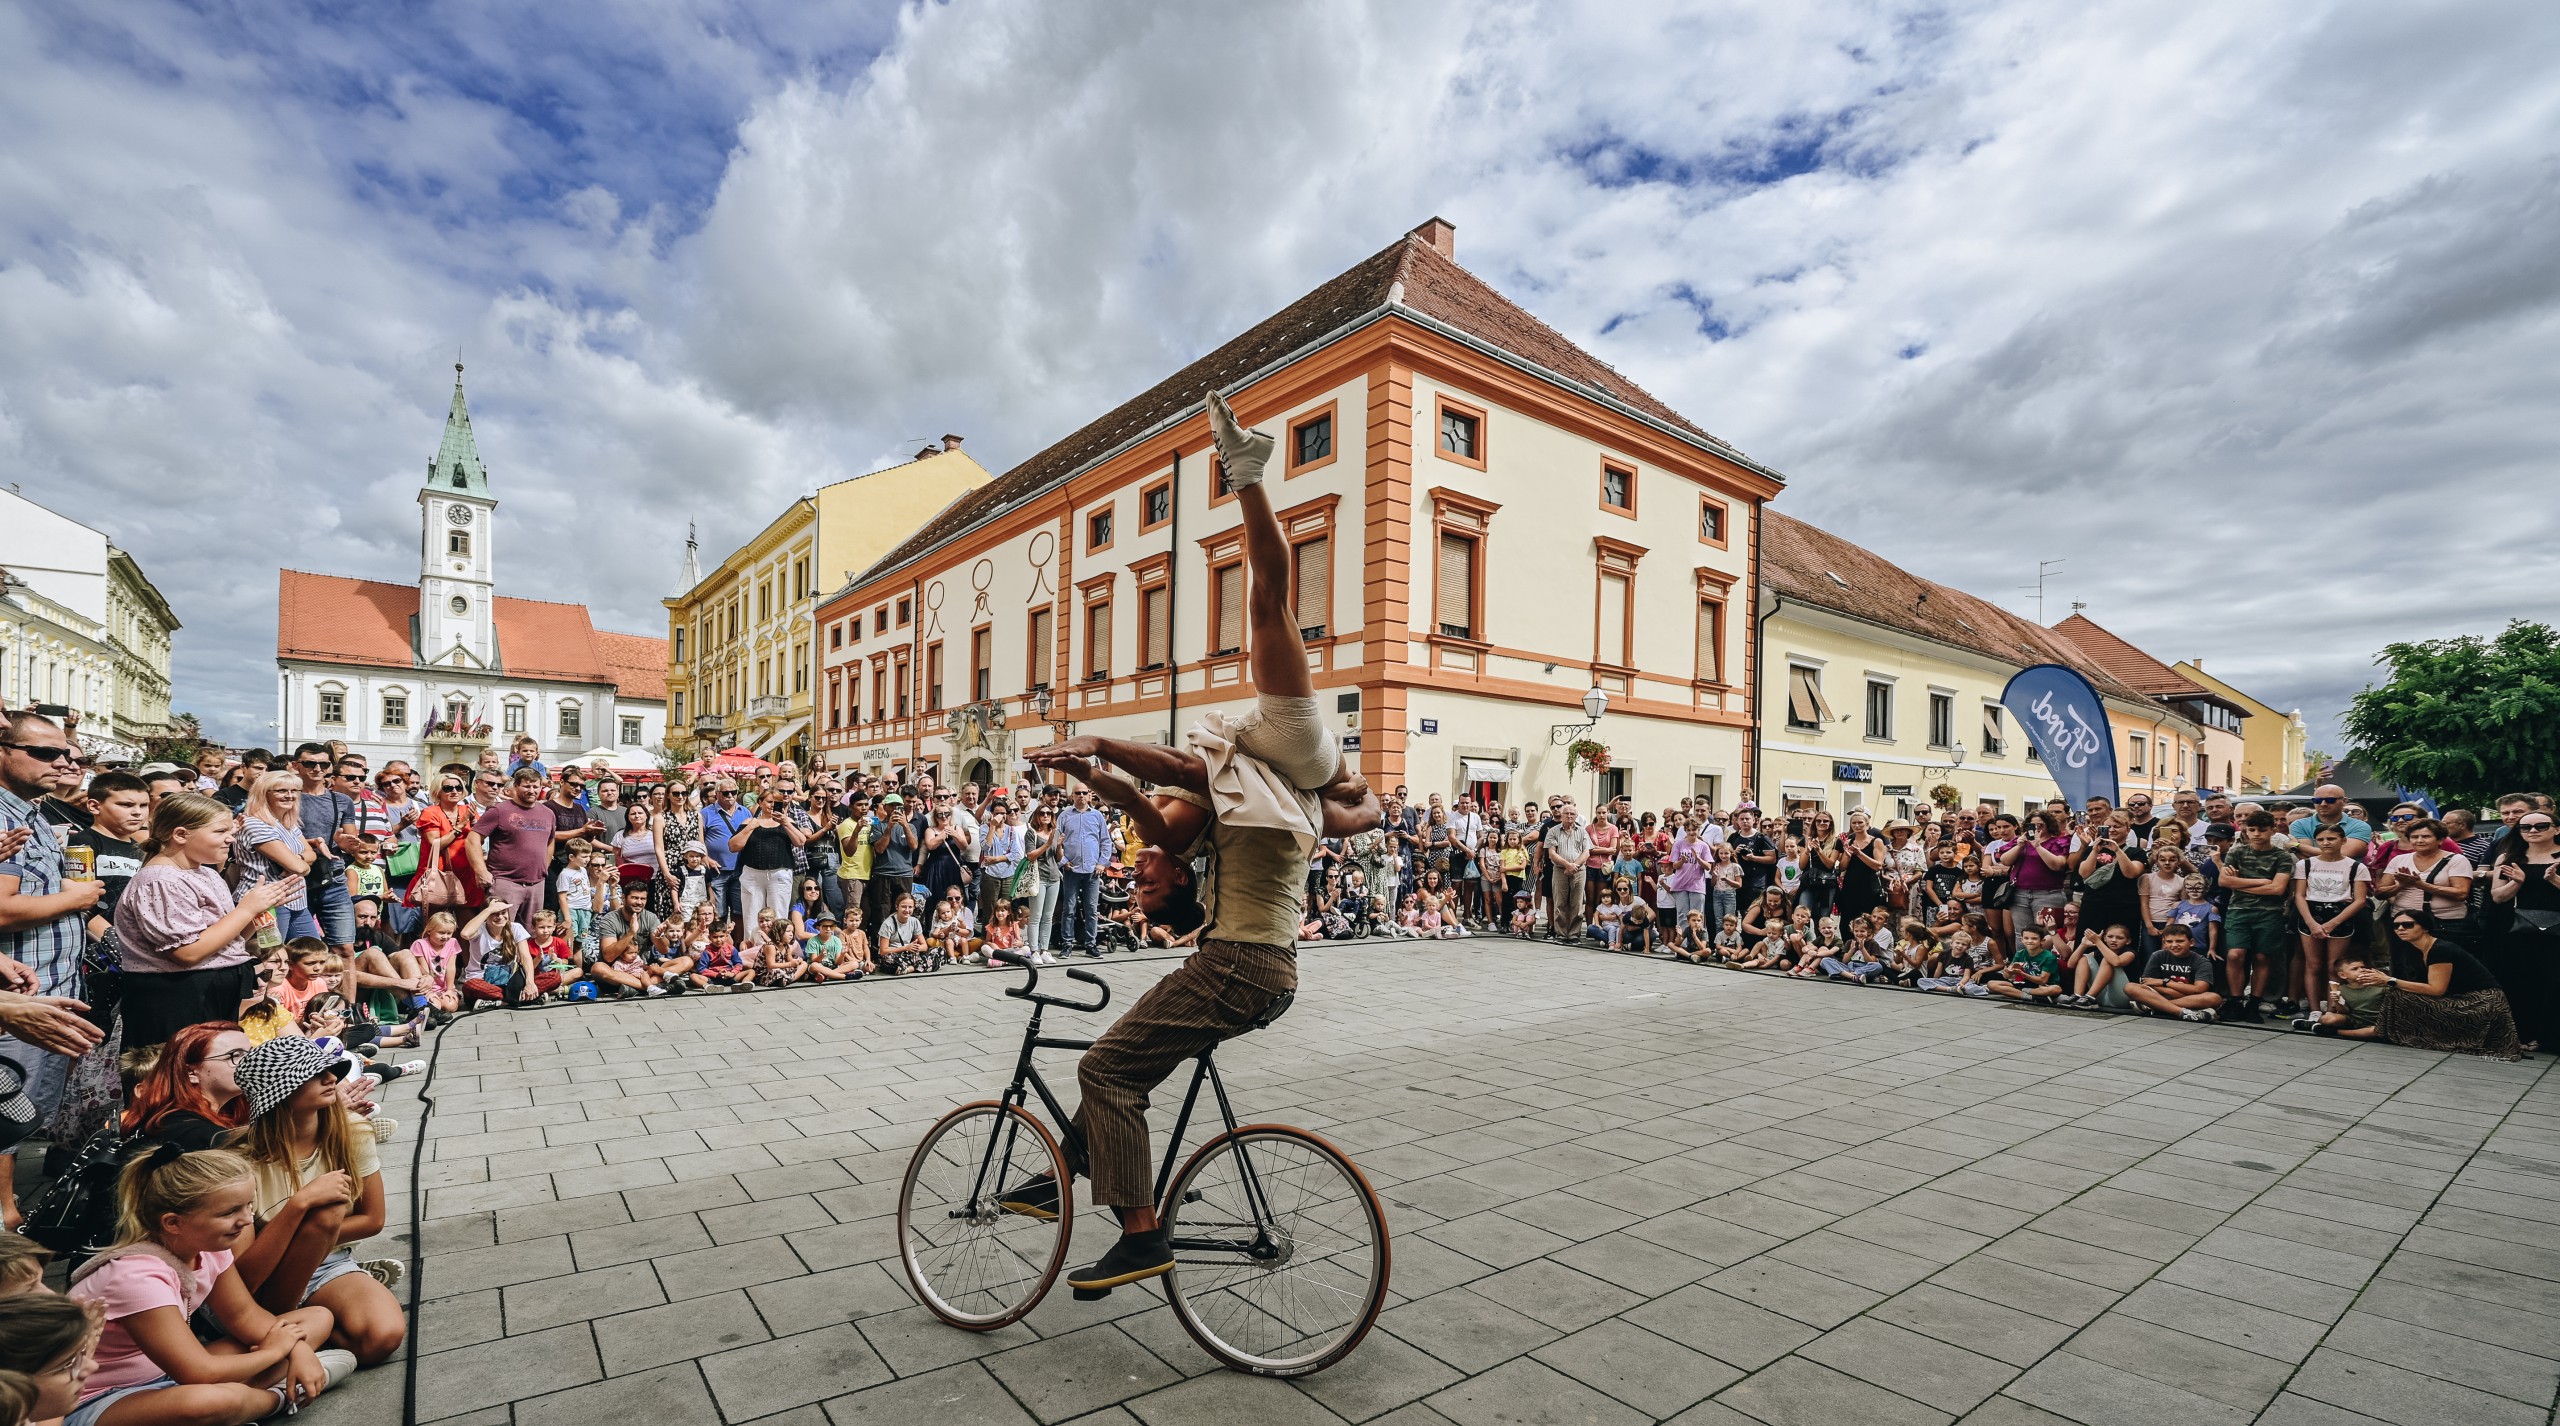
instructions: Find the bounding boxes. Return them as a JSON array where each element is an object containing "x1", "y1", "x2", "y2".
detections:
[{"x1": 747, "y1": 695, "x2": 791, "y2": 719}]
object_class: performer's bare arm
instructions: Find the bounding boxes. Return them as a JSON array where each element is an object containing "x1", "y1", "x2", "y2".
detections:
[{"x1": 1026, "y1": 739, "x2": 1211, "y2": 850}]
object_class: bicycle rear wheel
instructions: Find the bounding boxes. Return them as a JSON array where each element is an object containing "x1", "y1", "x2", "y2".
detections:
[
  {"x1": 897, "y1": 1100, "x2": 1071, "y2": 1329},
  {"x1": 1160, "y1": 1125, "x2": 1390, "y2": 1376}
]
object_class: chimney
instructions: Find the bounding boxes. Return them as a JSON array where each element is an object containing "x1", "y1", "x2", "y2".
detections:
[
  {"x1": 939, "y1": 434, "x2": 964, "y2": 453},
  {"x1": 915, "y1": 446, "x2": 940, "y2": 462},
  {"x1": 1412, "y1": 217, "x2": 1456, "y2": 258}
]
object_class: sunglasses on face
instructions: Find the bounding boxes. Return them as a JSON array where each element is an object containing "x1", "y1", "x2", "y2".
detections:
[
  {"x1": 0, "y1": 741, "x2": 71, "y2": 763},
  {"x1": 2522, "y1": 821, "x2": 2556, "y2": 833},
  {"x1": 2313, "y1": 797, "x2": 2339, "y2": 804}
]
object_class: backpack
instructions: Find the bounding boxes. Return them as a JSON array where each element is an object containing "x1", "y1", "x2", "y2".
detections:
[{"x1": 20, "y1": 1122, "x2": 125, "y2": 1264}]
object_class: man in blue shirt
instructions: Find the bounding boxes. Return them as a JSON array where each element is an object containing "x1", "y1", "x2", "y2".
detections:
[
  {"x1": 2288, "y1": 784, "x2": 2372, "y2": 860},
  {"x1": 1053, "y1": 787, "x2": 1112, "y2": 956},
  {"x1": 699, "y1": 779, "x2": 752, "y2": 921}
]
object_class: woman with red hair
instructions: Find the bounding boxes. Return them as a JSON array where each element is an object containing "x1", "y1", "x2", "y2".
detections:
[{"x1": 121, "y1": 1022, "x2": 253, "y2": 1155}]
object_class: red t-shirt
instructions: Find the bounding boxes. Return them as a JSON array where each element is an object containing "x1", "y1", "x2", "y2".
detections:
[{"x1": 476, "y1": 801, "x2": 557, "y2": 887}]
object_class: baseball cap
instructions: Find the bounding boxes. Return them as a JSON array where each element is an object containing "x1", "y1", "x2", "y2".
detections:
[
  {"x1": 137, "y1": 761, "x2": 188, "y2": 778},
  {"x1": 879, "y1": 793, "x2": 905, "y2": 807}
]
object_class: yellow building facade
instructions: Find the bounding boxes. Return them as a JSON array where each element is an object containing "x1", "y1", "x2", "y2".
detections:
[
  {"x1": 2175, "y1": 661, "x2": 2306, "y2": 794},
  {"x1": 1756, "y1": 513, "x2": 2199, "y2": 819},
  {"x1": 667, "y1": 444, "x2": 992, "y2": 765}
]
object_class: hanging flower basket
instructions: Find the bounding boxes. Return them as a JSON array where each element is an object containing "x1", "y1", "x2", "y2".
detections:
[
  {"x1": 1568, "y1": 739, "x2": 1612, "y2": 774},
  {"x1": 1930, "y1": 782, "x2": 1963, "y2": 809}
]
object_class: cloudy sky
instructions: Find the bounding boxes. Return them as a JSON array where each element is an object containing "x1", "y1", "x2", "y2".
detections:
[{"x1": 3, "y1": 0, "x2": 2552, "y2": 751}]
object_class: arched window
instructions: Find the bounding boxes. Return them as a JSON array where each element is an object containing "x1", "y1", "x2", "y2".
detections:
[{"x1": 451, "y1": 466, "x2": 467, "y2": 488}]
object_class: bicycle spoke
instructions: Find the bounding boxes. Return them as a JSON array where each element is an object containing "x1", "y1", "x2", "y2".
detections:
[
  {"x1": 1163, "y1": 1129, "x2": 1386, "y2": 1374},
  {"x1": 898, "y1": 1104, "x2": 1068, "y2": 1328}
]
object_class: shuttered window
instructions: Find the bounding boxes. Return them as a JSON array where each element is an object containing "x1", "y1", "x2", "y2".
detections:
[
  {"x1": 1213, "y1": 564, "x2": 1245, "y2": 654},
  {"x1": 1085, "y1": 602, "x2": 1111, "y2": 680},
  {"x1": 1982, "y1": 703, "x2": 2006, "y2": 755},
  {"x1": 971, "y1": 628, "x2": 992, "y2": 701},
  {"x1": 1437, "y1": 532, "x2": 1475, "y2": 638},
  {"x1": 925, "y1": 643, "x2": 944, "y2": 712},
  {"x1": 1026, "y1": 607, "x2": 1053, "y2": 689},
  {"x1": 1787, "y1": 666, "x2": 1832, "y2": 729},
  {"x1": 1142, "y1": 586, "x2": 1170, "y2": 668},
  {"x1": 1597, "y1": 572, "x2": 1630, "y2": 666},
  {"x1": 1293, "y1": 536, "x2": 1330, "y2": 637},
  {"x1": 1696, "y1": 598, "x2": 1723, "y2": 682}
]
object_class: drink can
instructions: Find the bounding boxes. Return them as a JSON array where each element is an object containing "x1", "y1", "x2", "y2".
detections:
[
  {"x1": 253, "y1": 909, "x2": 285, "y2": 952},
  {"x1": 62, "y1": 844, "x2": 95, "y2": 882}
]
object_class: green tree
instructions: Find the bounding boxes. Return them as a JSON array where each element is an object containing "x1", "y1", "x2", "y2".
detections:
[{"x1": 2344, "y1": 620, "x2": 2560, "y2": 809}]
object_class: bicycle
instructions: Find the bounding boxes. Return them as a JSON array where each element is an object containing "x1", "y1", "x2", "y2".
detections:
[{"x1": 894, "y1": 948, "x2": 1391, "y2": 1376}]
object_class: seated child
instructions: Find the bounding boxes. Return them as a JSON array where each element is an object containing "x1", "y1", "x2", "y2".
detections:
[
  {"x1": 643, "y1": 921, "x2": 697, "y2": 990},
  {"x1": 1391, "y1": 894, "x2": 1426, "y2": 938},
  {"x1": 1507, "y1": 893, "x2": 1536, "y2": 938},
  {"x1": 1917, "y1": 929, "x2": 1990, "y2": 995},
  {"x1": 2061, "y1": 924, "x2": 2138, "y2": 1010},
  {"x1": 1985, "y1": 927, "x2": 2064, "y2": 1002},
  {"x1": 1675, "y1": 910, "x2": 1713, "y2": 963},
  {"x1": 802, "y1": 915, "x2": 858, "y2": 981},
  {"x1": 1587, "y1": 885, "x2": 1626, "y2": 949},
  {"x1": 408, "y1": 911, "x2": 467, "y2": 1016},
  {"x1": 1713, "y1": 914, "x2": 1746, "y2": 964},
  {"x1": 691, "y1": 924, "x2": 755, "y2": 992},
  {"x1": 1820, "y1": 923, "x2": 1890, "y2": 983},
  {"x1": 2129, "y1": 924, "x2": 2226, "y2": 1022},
  {"x1": 930, "y1": 888, "x2": 980, "y2": 965},
  {"x1": 1883, "y1": 920, "x2": 1935, "y2": 986},
  {"x1": 587, "y1": 936, "x2": 663, "y2": 998},
  {"x1": 878, "y1": 894, "x2": 938, "y2": 975},
  {"x1": 760, "y1": 926, "x2": 810, "y2": 987},
  {"x1": 64, "y1": 1147, "x2": 355, "y2": 1424},
  {"x1": 2292, "y1": 946, "x2": 2384, "y2": 1037}
]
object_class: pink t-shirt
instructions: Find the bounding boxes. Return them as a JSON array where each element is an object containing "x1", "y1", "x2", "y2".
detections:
[
  {"x1": 112, "y1": 864, "x2": 253, "y2": 973},
  {"x1": 70, "y1": 1247, "x2": 236, "y2": 1396}
]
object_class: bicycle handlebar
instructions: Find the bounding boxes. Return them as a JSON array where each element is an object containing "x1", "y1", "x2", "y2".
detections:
[{"x1": 990, "y1": 947, "x2": 1112, "y2": 1013}]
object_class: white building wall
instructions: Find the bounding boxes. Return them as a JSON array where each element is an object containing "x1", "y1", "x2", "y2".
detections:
[{"x1": 0, "y1": 490, "x2": 110, "y2": 625}]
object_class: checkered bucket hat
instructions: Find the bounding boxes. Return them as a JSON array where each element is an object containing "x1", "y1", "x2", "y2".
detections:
[{"x1": 236, "y1": 1036, "x2": 351, "y2": 1121}]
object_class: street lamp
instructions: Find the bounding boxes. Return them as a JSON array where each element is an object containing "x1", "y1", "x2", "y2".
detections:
[
  {"x1": 1030, "y1": 684, "x2": 1072, "y2": 737},
  {"x1": 1922, "y1": 742, "x2": 1967, "y2": 779},
  {"x1": 1549, "y1": 686, "x2": 1608, "y2": 744}
]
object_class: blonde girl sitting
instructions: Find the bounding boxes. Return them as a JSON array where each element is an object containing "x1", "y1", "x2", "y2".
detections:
[
  {"x1": 227, "y1": 1038, "x2": 406, "y2": 1365},
  {"x1": 62, "y1": 1147, "x2": 352, "y2": 1424}
]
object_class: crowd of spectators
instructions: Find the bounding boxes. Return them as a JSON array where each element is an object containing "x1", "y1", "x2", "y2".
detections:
[
  {"x1": 0, "y1": 697, "x2": 2546, "y2": 1422},
  {"x1": 1477, "y1": 782, "x2": 2547, "y2": 1060}
]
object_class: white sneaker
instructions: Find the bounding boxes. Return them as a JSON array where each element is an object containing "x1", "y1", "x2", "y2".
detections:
[
  {"x1": 317, "y1": 1345, "x2": 360, "y2": 1388},
  {"x1": 643, "y1": 983, "x2": 668, "y2": 996},
  {"x1": 394, "y1": 1060, "x2": 428, "y2": 1076}
]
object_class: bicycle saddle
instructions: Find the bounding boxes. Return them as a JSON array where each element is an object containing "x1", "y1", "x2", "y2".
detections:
[{"x1": 1248, "y1": 990, "x2": 1295, "y2": 1031}]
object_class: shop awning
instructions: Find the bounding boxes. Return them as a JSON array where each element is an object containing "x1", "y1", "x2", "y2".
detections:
[
  {"x1": 1460, "y1": 758, "x2": 1512, "y2": 784},
  {"x1": 747, "y1": 716, "x2": 809, "y2": 760}
]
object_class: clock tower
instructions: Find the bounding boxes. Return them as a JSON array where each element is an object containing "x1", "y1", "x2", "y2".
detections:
[{"x1": 416, "y1": 363, "x2": 498, "y2": 669}]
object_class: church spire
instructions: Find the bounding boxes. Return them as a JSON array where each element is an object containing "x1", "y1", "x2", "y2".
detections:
[{"x1": 427, "y1": 362, "x2": 491, "y2": 497}]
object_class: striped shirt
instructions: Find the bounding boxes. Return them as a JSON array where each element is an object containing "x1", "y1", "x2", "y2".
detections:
[{"x1": 0, "y1": 786, "x2": 81, "y2": 995}]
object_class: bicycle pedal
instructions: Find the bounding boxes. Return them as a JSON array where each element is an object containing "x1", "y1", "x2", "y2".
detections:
[{"x1": 1072, "y1": 1284, "x2": 1113, "y2": 1302}]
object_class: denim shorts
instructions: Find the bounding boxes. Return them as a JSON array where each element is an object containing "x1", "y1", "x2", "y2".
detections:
[
  {"x1": 303, "y1": 1246, "x2": 366, "y2": 1302},
  {"x1": 66, "y1": 1377, "x2": 176, "y2": 1426},
  {"x1": 275, "y1": 905, "x2": 322, "y2": 942}
]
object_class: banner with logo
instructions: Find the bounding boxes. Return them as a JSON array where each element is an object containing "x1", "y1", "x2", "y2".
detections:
[{"x1": 1999, "y1": 664, "x2": 2119, "y2": 809}]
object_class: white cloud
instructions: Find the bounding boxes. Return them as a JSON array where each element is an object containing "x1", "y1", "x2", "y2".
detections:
[{"x1": 1, "y1": 0, "x2": 2551, "y2": 755}]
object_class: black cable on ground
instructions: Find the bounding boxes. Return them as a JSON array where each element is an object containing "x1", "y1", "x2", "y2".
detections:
[{"x1": 398, "y1": 1014, "x2": 456, "y2": 1426}]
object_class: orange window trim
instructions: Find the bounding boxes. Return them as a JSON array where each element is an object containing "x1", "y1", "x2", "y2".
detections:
[
  {"x1": 1137, "y1": 478, "x2": 1173, "y2": 534},
  {"x1": 1601, "y1": 458, "x2": 1638, "y2": 517},
  {"x1": 1698, "y1": 492, "x2": 1731, "y2": 550},
  {"x1": 1286, "y1": 399, "x2": 1341, "y2": 478},
  {"x1": 1432, "y1": 392, "x2": 1489, "y2": 471}
]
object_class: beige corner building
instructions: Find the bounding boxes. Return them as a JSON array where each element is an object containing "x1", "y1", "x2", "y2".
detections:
[
  {"x1": 1756, "y1": 513, "x2": 2200, "y2": 819},
  {"x1": 814, "y1": 220, "x2": 1778, "y2": 805},
  {"x1": 666, "y1": 443, "x2": 994, "y2": 765}
]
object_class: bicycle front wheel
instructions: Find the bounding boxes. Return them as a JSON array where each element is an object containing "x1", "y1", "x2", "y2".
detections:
[
  {"x1": 897, "y1": 1100, "x2": 1071, "y2": 1329},
  {"x1": 1161, "y1": 1125, "x2": 1391, "y2": 1376}
]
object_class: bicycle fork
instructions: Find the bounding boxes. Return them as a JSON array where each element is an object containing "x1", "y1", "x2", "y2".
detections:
[{"x1": 1154, "y1": 1055, "x2": 1285, "y2": 1263}]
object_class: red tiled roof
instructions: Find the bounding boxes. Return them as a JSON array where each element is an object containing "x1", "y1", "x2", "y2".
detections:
[
  {"x1": 1759, "y1": 513, "x2": 2154, "y2": 706},
  {"x1": 276, "y1": 568, "x2": 663, "y2": 697},
  {"x1": 595, "y1": 630, "x2": 669, "y2": 704},
  {"x1": 853, "y1": 222, "x2": 1741, "y2": 588},
  {"x1": 276, "y1": 571, "x2": 417, "y2": 670},
  {"x1": 2052, "y1": 615, "x2": 2212, "y2": 700}
]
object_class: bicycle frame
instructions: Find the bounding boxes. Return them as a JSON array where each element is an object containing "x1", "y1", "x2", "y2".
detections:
[{"x1": 965, "y1": 997, "x2": 1282, "y2": 1262}]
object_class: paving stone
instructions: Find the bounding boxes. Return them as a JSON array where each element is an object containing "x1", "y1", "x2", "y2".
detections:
[
  {"x1": 858, "y1": 1303, "x2": 1041, "y2": 1376},
  {"x1": 1867, "y1": 1283, "x2": 2076, "y2": 1367},
  {"x1": 1623, "y1": 1286, "x2": 1820, "y2": 1372},
  {"x1": 2004, "y1": 1351, "x2": 2253, "y2": 1426},
  {"x1": 2286, "y1": 1345, "x2": 2548, "y2": 1426},
  {"x1": 654, "y1": 1232, "x2": 809, "y2": 1300},
  {"x1": 1714, "y1": 1355, "x2": 1952, "y2": 1426},
  {"x1": 1700, "y1": 1257, "x2": 1885, "y2": 1329},
  {"x1": 1531, "y1": 1317, "x2": 1743, "y2": 1417},
  {"x1": 1379, "y1": 1286, "x2": 1562, "y2": 1374},
  {"x1": 411, "y1": 1323, "x2": 603, "y2": 1420},
  {"x1": 1548, "y1": 1229, "x2": 1718, "y2": 1297},
  {"x1": 513, "y1": 1362, "x2": 718, "y2": 1426},
  {"x1": 1426, "y1": 1356, "x2": 1650, "y2": 1426},
  {"x1": 2059, "y1": 1311, "x2": 2292, "y2": 1412},
  {"x1": 1799, "y1": 1316, "x2": 2016, "y2": 1414},
  {"x1": 502, "y1": 1259, "x2": 666, "y2": 1334},
  {"x1": 1463, "y1": 1259, "x2": 1643, "y2": 1333},
  {"x1": 702, "y1": 1322, "x2": 895, "y2": 1420},
  {"x1": 1126, "y1": 1371, "x2": 1347, "y2": 1425},
  {"x1": 747, "y1": 1260, "x2": 914, "y2": 1335},
  {"x1": 822, "y1": 1361, "x2": 1038, "y2": 1425},
  {"x1": 983, "y1": 1323, "x2": 1183, "y2": 1424},
  {"x1": 594, "y1": 1288, "x2": 770, "y2": 1375}
]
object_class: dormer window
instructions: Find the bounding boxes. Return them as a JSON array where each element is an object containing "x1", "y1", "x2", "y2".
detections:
[{"x1": 450, "y1": 466, "x2": 467, "y2": 488}]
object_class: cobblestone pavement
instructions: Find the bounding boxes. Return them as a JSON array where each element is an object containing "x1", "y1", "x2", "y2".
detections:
[{"x1": 319, "y1": 937, "x2": 2560, "y2": 1425}]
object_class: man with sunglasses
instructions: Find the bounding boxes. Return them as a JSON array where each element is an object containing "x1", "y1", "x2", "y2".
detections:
[
  {"x1": 700, "y1": 780, "x2": 751, "y2": 922},
  {"x1": 0, "y1": 710, "x2": 112, "y2": 1222},
  {"x1": 291, "y1": 742, "x2": 365, "y2": 958},
  {"x1": 2286, "y1": 784, "x2": 2372, "y2": 861}
]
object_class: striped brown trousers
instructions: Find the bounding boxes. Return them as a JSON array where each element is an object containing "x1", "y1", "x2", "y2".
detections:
[{"x1": 1074, "y1": 938, "x2": 1298, "y2": 1208}]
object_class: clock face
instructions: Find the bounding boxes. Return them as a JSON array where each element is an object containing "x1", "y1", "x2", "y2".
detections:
[
  {"x1": 449, "y1": 596, "x2": 469, "y2": 615},
  {"x1": 447, "y1": 505, "x2": 473, "y2": 526}
]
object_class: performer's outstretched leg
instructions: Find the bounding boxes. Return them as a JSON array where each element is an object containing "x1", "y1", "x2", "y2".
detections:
[{"x1": 1209, "y1": 389, "x2": 1348, "y2": 794}]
